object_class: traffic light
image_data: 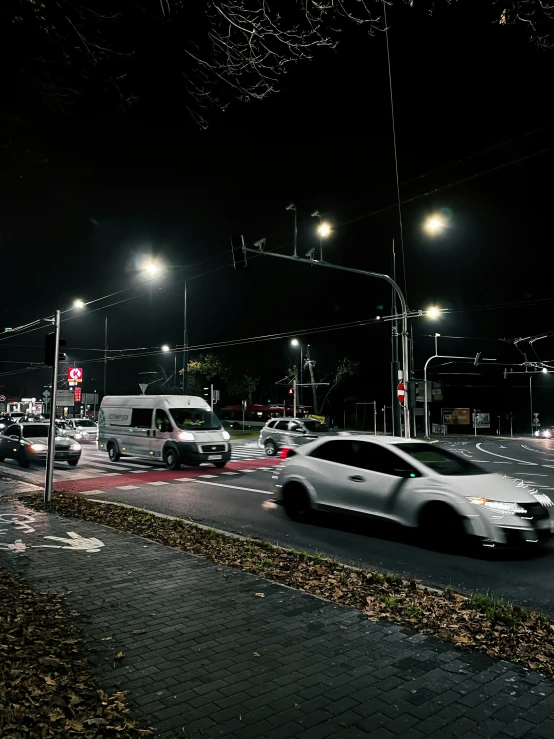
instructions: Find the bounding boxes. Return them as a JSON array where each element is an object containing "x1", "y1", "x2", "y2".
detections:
[{"x1": 44, "y1": 333, "x2": 67, "y2": 367}]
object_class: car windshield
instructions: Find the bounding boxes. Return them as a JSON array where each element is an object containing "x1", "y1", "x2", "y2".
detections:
[
  {"x1": 22, "y1": 425, "x2": 51, "y2": 439},
  {"x1": 169, "y1": 408, "x2": 222, "y2": 430},
  {"x1": 77, "y1": 420, "x2": 96, "y2": 427},
  {"x1": 395, "y1": 443, "x2": 490, "y2": 476},
  {"x1": 303, "y1": 420, "x2": 329, "y2": 432}
]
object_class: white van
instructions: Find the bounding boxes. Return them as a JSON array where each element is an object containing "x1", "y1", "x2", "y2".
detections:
[{"x1": 98, "y1": 395, "x2": 231, "y2": 469}]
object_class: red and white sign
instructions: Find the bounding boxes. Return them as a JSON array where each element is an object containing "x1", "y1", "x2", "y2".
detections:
[
  {"x1": 74, "y1": 387, "x2": 82, "y2": 403},
  {"x1": 397, "y1": 382, "x2": 405, "y2": 405},
  {"x1": 68, "y1": 367, "x2": 83, "y2": 383}
]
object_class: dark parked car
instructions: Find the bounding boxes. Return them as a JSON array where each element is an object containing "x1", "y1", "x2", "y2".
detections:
[{"x1": 0, "y1": 423, "x2": 82, "y2": 467}]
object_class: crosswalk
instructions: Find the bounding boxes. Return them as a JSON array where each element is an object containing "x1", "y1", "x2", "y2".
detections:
[{"x1": 0, "y1": 443, "x2": 269, "y2": 491}]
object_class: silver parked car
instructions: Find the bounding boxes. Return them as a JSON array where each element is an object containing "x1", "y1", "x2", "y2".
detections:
[
  {"x1": 0, "y1": 422, "x2": 82, "y2": 467},
  {"x1": 64, "y1": 418, "x2": 98, "y2": 442},
  {"x1": 258, "y1": 417, "x2": 334, "y2": 457},
  {"x1": 274, "y1": 436, "x2": 553, "y2": 548}
]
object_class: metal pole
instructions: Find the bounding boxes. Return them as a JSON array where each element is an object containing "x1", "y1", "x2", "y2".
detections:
[
  {"x1": 103, "y1": 315, "x2": 108, "y2": 397},
  {"x1": 391, "y1": 239, "x2": 401, "y2": 437},
  {"x1": 530, "y1": 375, "x2": 533, "y2": 438},
  {"x1": 424, "y1": 353, "x2": 477, "y2": 439},
  {"x1": 299, "y1": 345, "x2": 303, "y2": 409},
  {"x1": 183, "y1": 283, "x2": 188, "y2": 395},
  {"x1": 374, "y1": 401, "x2": 377, "y2": 436},
  {"x1": 293, "y1": 378, "x2": 297, "y2": 418},
  {"x1": 319, "y1": 215, "x2": 323, "y2": 262},
  {"x1": 474, "y1": 408, "x2": 477, "y2": 436},
  {"x1": 383, "y1": 406, "x2": 387, "y2": 436},
  {"x1": 510, "y1": 415, "x2": 513, "y2": 437},
  {"x1": 174, "y1": 354, "x2": 177, "y2": 391},
  {"x1": 242, "y1": 247, "x2": 411, "y2": 438},
  {"x1": 356, "y1": 405, "x2": 358, "y2": 430},
  {"x1": 293, "y1": 208, "x2": 298, "y2": 258},
  {"x1": 307, "y1": 344, "x2": 318, "y2": 414},
  {"x1": 45, "y1": 310, "x2": 60, "y2": 504}
]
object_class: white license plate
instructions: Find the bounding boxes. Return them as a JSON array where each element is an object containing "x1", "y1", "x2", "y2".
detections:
[{"x1": 208, "y1": 454, "x2": 222, "y2": 460}]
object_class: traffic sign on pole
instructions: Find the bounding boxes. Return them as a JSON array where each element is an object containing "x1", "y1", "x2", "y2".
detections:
[{"x1": 397, "y1": 382, "x2": 405, "y2": 406}]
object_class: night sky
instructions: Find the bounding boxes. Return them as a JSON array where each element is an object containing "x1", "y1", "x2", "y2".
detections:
[{"x1": 1, "y1": 1, "x2": 553, "y2": 430}]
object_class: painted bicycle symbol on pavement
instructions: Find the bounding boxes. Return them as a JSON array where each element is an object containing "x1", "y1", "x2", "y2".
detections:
[{"x1": 0, "y1": 512, "x2": 105, "y2": 553}]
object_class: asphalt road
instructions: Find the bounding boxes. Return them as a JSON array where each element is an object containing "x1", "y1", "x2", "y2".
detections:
[{"x1": 54, "y1": 436, "x2": 554, "y2": 615}]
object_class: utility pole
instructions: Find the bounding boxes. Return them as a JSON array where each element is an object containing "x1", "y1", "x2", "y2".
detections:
[
  {"x1": 103, "y1": 315, "x2": 108, "y2": 397},
  {"x1": 391, "y1": 239, "x2": 401, "y2": 437},
  {"x1": 306, "y1": 345, "x2": 318, "y2": 414},
  {"x1": 45, "y1": 310, "x2": 61, "y2": 504},
  {"x1": 183, "y1": 283, "x2": 188, "y2": 395},
  {"x1": 243, "y1": 245, "x2": 411, "y2": 438},
  {"x1": 293, "y1": 378, "x2": 297, "y2": 417}
]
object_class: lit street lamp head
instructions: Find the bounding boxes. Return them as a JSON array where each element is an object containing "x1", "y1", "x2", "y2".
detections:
[
  {"x1": 426, "y1": 306, "x2": 442, "y2": 320},
  {"x1": 143, "y1": 261, "x2": 159, "y2": 276},
  {"x1": 161, "y1": 344, "x2": 170, "y2": 352},
  {"x1": 317, "y1": 221, "x2": 332, "y2": 238},
  {"x1": 291, "y1": 338, "x2": 300, "y2": 347},
  {"x1": 424, "y1": 214, "x2": 446, "y2": 235},
  {"x1": 73, "y1": 299, "x2": 85, "y2": 309},
  {"x1": 542, "y1": 367, "x2": 548, "y2": 373}
]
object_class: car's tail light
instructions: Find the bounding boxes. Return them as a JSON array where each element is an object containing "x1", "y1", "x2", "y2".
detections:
[{"x1": 279, "y1": 447, "x2": 296, "y2": 459}]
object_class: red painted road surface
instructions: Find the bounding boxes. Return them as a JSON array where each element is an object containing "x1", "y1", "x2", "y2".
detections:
[{"x1": 55, "y1": 458, "x2": 280, "y2": 494}]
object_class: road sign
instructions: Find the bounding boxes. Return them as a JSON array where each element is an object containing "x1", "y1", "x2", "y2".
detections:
[
  {"x1": 56, "y1": 390, "x2": 75, "y2": 407},
  {"x1": 67, "y1": 367, "x2": 83, "y2": 383},
  {"x1": 397, "y1": 382, "x2": 405, "y2": 405},
  {"x1": 42, "y1": 389, "x2": 51, "y2": 399},
  {"x1": 533, "y1": 419, "x2": 540, "y2": 426},
  {"x1": 139, "y1": 383, "x2": 148, "y2": 394}
]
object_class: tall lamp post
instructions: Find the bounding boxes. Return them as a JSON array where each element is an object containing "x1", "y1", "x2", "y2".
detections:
[{"x1": 291, "y1": 338, "x2": 303, "y2": 410}]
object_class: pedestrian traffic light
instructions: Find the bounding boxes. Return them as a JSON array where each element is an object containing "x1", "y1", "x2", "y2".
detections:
[{"x1": 44, "y1": 333, "x2": 67, "y2": 367}]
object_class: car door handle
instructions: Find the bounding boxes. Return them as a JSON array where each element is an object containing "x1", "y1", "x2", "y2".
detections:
[{"x1": 349, "y1": 475, "x2": 365, "y2": 482}]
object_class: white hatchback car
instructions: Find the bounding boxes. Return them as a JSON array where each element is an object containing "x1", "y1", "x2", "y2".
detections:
[{"x1": 274, "y1": 436, "x2": 554, "y2": 548}]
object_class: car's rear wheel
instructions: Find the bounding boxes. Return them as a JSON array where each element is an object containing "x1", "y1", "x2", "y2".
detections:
[
  {"x1": 283, "y1": 483, "x2": 312, "y2": 522},
  {"x1": 68, "y1": 460, "x2": 79, "y2": 467},
  {"x1": 108, "y1": 443, "x2": 120, "y2": 462},
  {"x1": 419, "y1": 503, "x2": 465, "y2": 551},
  {"x1": 214, "y1": 461, "x2": 227, "y2": 468},
  {"x1": 164, "y1": 447, "x2": 181, "y2": 470},
  {"x1": 264, "y1": 440, "x2": 277, "y2": 457}
]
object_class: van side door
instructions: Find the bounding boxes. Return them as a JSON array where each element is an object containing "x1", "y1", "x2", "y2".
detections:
[
  {"x1": 150, "y1": 409, "x2": 173, "y2": 460},
  {"x1": 127, "y1": 408, "x2": 154, "y2": 457}
]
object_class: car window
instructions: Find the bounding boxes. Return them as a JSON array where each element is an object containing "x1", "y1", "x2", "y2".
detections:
[
  {"x1": 289, "y1": 422, "x2": 303, "y2": 432},
  {"x1": 275, "y1": 421, "x2": 289, "y2": 431},
  {"x1": 3, "y1": 425, "x2": 20, "y2": 437},
  {"x1": 303, "y1": 420, "x2": 329, "y2": 432},
  {"x1": 77, "y1": 420, "x2": 96, "y2": 427},
  {"x1": 353, "y1": 441, "x2": 416, "y2": 477},
  {"x1": 22, "y1": 425, "x2": 50, "y2": 438},
  {"x1": 155, "y1": 409, "x2": 171, "y2": 432},
  {"x1": 131, "y1": 408, "x2": 153, "y2": 428},
  {"x1": 395, "y1": 443, "x2": 490, "y2": 476},
  {"x1": 310, "y1": 440, "x2": 353, "y2": 465},
  {"x1": 266, "y1": 420, "x2": 276, "y2": 428}
]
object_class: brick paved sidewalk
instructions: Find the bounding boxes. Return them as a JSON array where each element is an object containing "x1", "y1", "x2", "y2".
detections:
[{"x1": 1, "y1": 499, "x2": 553, "y2": 739}]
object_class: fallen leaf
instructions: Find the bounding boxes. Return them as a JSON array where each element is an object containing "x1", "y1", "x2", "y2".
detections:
[
  {"x1": 115, "y1": 652, "x2": 125, "y2": 659},
  {"x1": 100, "y1": 636, "x2": 113, "y2": 641},
  {"x1": 49, "y1": 708, "x2": 65, "y2": 722},
  {"x1": 132, "y1": 629, "x2": 146, "y2": 634},
  {"x1": 255, "y1": 593, "x2": 265, "y2": 598},
  {"x1": 253, "y1": 651, "x2": 261, "y2": 657}
]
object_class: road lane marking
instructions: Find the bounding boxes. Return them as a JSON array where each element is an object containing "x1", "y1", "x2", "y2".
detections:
[
  {"x1": 178, "y1": 479, "x2": 272, "y2": 495},
  {"x1": 475, "y1": 443, "x2": 537, "y2": 465},
  {"x1": 221, "y1": 472, "x2": 239, "y2": 475},
  {"x1": 147, "y1": 481, "x2": 170, "y2": 486},
  {"x1": 116, "y1": 485, "x2": 141, "y2": 490}
]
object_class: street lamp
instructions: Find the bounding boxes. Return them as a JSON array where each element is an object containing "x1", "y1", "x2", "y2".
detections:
[
  {"x1": 161, "y1": 344, "x2": 170, "y2": 352},
  {"x1": 285, "y1": 203, "x2": 297, "y2": 258},
  {"x1": 423, "y1": 214, "x2": 446, "y2": 235},
  {"x1": 542, "y1": 367, "x2": 548, "y2": 374},
  {"x1": 426, "y1": 306, "x2": 442, "y2": 320},
  {"x1": 291, "y1": 338, "x2": 303, "y2": 409},
  {"x1": 73, "y1": 299, "x2": 85, "y2": 309},
  {"x1": 143, "y1": 260, "x2": 160, "y2": 275},
  {"x1": 311, "y1": 210, "x2": 332, "y2": 260}
]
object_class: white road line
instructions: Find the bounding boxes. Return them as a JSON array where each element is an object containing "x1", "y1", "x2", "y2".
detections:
[
  {"x1": 130, "y1": 469, "x2": 153, "y2": 473},
  {"x1": 184, "y1": 479, "x2": 272, "y2": 495},
  {"x1": 147, "y1": 481, "x2": 170, "y2": 486},
  {"x1": 475, "y1": 443, "x2": 537, "y2": 465},
  {"x1": 516, "y1": 473, "x2": 547, "y2": 476},
  {"x1": 77, "y1": 489, "x2": 109, "y2": 495},
  {"x1": 199, "y1": 474, "x2": 218, "y2": 478},
  {"x1": 493, "y1": 461, "x2": 511, "y2": 464},
  {"x1": 220, "y1": 471, "x2": 239, "y2": 475},
  {"x1": 116, "y1": 485, "x2": 141, "y2": 490}
]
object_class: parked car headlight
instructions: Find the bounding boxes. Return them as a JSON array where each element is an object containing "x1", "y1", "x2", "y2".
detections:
[
  {"x1": 178, "y1": 431, "x2": 195, "y2": 441},
  {"x1": 70, "y1": 443, "x2": 81, "y2": 451},
  {"x1": 467, "y1": 497, "x2": 526, "y2": 515},
  {"x1": 222, "y1": 430, "x2": 230, "y2": 440},
  {"x1": 30, "y1": 443, "x2": 47, "y2": 452},
  {"x1": 75, "y1": 433, "x2": 82, "y2": 439}
]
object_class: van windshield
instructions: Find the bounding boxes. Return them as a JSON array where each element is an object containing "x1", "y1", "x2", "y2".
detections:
[{"x1": 170, "y1": 408, "x2": 222, "y2": 430}]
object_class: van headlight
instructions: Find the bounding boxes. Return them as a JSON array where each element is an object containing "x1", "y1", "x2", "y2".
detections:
[
  {"x1": 75, "y1": 433, "x2": 82, "y2": 439},
  {"x1": 222, "y1": 431, "x2": 230, "y2": 440},
  {"x1": 178, "y1": 431, "x2": 195, "y2": 441},
  {"x1": 467, "y1": 497, "x2": 526, "y2": 515},
  {"x1": 30, "y1": 443, "x2": 47, "y2": 452},
  {"x1": 70, "y1": 443, "x2": 81, "y2": 451}
]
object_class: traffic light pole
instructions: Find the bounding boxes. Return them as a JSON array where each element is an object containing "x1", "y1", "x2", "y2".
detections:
[
  {"x1": 45, "y1": 310, "x2": 61, "y2": 503},
  {"x1": 243, "y1": 246, "x2": 411, "y2": 438}
]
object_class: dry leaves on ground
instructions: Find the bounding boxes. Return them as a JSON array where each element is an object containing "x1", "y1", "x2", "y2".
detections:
[
  {"x1": 0, "y1": 568, "x2": 152, "y2": 738},
  {"x1": 25, "y1": 493, "x2": 554, "y2": 680}
]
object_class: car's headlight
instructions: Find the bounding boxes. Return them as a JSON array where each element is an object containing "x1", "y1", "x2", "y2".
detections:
[
  {"x1": 30, "y1": 443, "x2": 47, "y2": 452},
  {"x1": 70, "y1": 443, "x2": 81, "y2": 451},
  {"x1": 75, "y1": 433, "x2": 82, "y2": 439},
  {"x1": 178, "y1": 431, "x2": 195, "y2": 441},
  {"x1": 222, "y1": 430, "x2": 230, "y2": 440},
  {"x1": 467, "y1": 497, "x2": 526, "y2": 515}
]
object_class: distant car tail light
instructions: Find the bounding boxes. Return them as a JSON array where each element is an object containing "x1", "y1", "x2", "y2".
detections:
[{"x1": 279, "y1": 447, "x2": 296, "y2": 459}]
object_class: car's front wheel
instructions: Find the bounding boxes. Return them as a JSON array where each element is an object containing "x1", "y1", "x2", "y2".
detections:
[
  {"x1": 282, "y1": 483, "x2": 312, "y2": 522},
  {"x1": 213, "y1": 461, "x2": 227, "y2": 468},
  {"x1": 164, "y1": 447, "x2": 181, "y2": 470},
  {"x1": 264, "y1": 440, "x2": 278, "y2": 457},
  {"x1": 18, "y1": 455, "x2": 30, "y2": 468},
  {"x1": 419, "y1": 503, "x2": 465, "y2": 551}
]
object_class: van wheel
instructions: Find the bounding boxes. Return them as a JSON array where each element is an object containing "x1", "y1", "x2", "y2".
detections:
[
  {"x1": 265, "y1": 440, "x2": 277, "y2": 457},
  {"x1": 108, "y1": 443, "x2": 120, "y2": 462},
  {"x1": 164, "y1": 447, "x2": 181, "y2": 470},
  {"x1": 214, "y1": 461, "x2": 227, "y2": 469}
]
